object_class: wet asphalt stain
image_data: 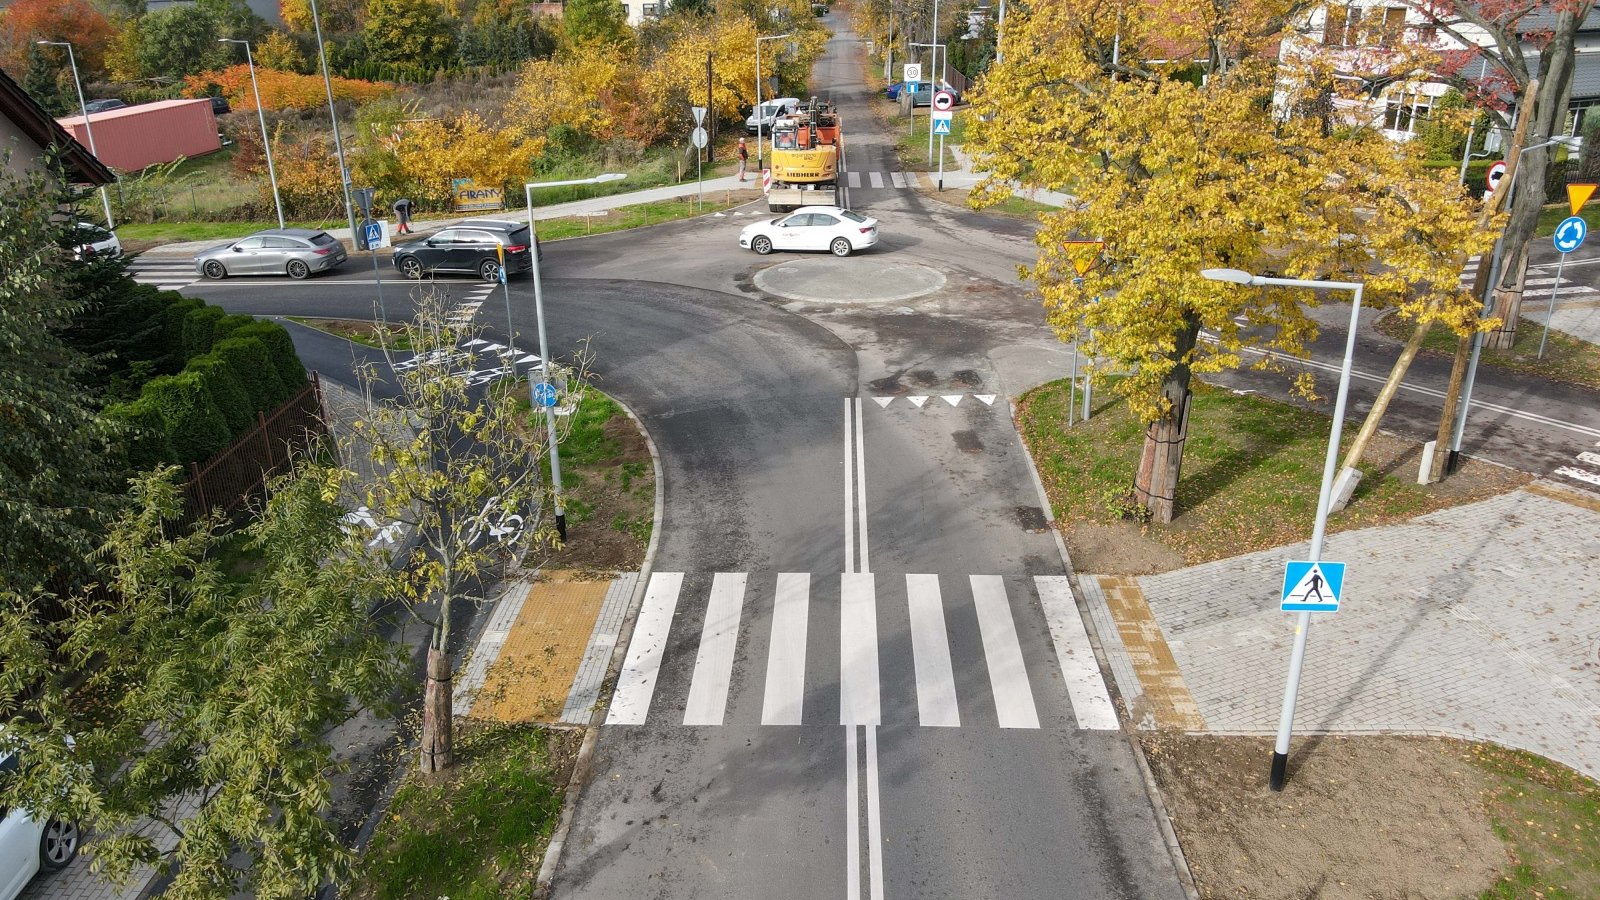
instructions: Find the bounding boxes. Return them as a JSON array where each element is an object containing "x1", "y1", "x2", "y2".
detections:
[
  {"x1": 867, "y1": 374, "x2": 903, "y2": 394},
  {"x1": 1015, "y1": 505, "x2": 1049, "y2": 531},
  {"x1": 954, "y1": 368, "x2": 983, "y2": 387},
  {"x1": 953, "y1": 430, "x2": 984, "y2": 453}
]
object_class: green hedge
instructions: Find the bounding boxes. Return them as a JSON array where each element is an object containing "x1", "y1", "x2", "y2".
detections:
[
  {"x1": 143, "y1": 371, "x2": 232, "y2": 465},
  {"x1": 211, "y1": 336, "x2": 289, "y2": 412},
  {"x1": 156, "y1": 296, "x2": 204, "y2": 370},
  {"x1": 181, "y1": 305, "x2": 228, "y2": 361},
  {"x1": 106, "y1": 396, "x2": 175, "y2": 472},
  {"x1": 231, "y1": 321, "x2": 307, "y2": 394},
  {"x1": 187, "y1": 353, "x2": 255, "y2": 434}
]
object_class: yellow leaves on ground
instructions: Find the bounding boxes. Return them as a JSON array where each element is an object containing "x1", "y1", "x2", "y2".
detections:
[{"x1": 965, "y1": 1, "x2": 1496, "y2": 424}]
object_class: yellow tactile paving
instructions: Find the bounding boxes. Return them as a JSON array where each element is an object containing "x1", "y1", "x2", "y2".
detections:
[
  {"x1": 1097, "y1": 575, "x2": 1207, "y2": 731},
  {"x1": 470, "y1": 573, "x2": 612, "y2": 723}
]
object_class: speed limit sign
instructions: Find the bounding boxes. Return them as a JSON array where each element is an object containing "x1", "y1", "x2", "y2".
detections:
[{"x1": 932, "y1": 89, "x2": 955, "y2": 112}]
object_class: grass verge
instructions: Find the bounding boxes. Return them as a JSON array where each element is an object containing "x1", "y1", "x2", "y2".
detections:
[
  {"x1": 286, "y1": 317, "x2": 414, "y2": 351},
  {"x1": 1535, "y1": 201, "x2": 1600, "y2": 237},
  {"x1": 345, "y1": 723, "x2": 580, "y2": 900},
  {"x1": 892, "y1": 109, "x2": 963, "y2": 171},
  {"x1": 1375, "y1": 312, "x2": 1600, "y2": 390},
  {"x1": 1473, "y1": 742, "x2": 1600, "y2": 897},
  {"x1": 1018, "y1": 377, "x2": 1528, "y2": 571},
  {"x1": 536, "y1": 193, "x2": 756, "y2": 240}
]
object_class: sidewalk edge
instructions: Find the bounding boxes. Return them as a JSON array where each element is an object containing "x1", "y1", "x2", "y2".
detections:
[
  {"x1": 533, "y1": 391, "x2": 665, "y2": 896},
  {"x1": 1009, "y1": 395, "x2": 1202, "y2": 900}
]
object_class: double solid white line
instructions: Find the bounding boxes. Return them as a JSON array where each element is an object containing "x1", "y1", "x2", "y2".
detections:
[{"x1": 843, "y1": 396, "x2": 883, "y2": 900}]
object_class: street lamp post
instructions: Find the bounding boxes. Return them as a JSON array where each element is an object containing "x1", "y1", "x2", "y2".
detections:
[
  {"x1": 910, "y1": 41, "x2": 944, "y2": 164},
  {"x1": 1448, "y1": 135, "x2": 1576, "y2": 471},
  {"x1": 37, "y1": 40, "x2": 115, "y2": 230},
  {"x1": 1202, "y1": 267, "x2": 1366, "y2": 792},
  {"x1": 522, "y1": 173, "x2": 626, "y2": 542},
  {"x1": 754, "y1": 32, "x2": 794, "y2": 171},
  {"x1": 219, "y1": 38, "x2": 284, "y2": 230},
  {"x1": 307, "y1": 0, "x2": 360, "y2": 247}
]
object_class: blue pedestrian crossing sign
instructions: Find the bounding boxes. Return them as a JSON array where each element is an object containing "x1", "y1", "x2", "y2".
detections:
[
  {"x1": 931, "y1": 114, "x2": 952, "y2": 136},
  {"x1": 532, "y1": 381, "x2": 559, "y2": 408},
  {"x1": 1280, "y1": 560, "x2": 1346, "y2": 613},
  {"x1": 362, "y1": 220, "x2": 389, "y2": 250},
  {"x1": 1554, "y1": 215, "x2": 1587, "y2": 253}
]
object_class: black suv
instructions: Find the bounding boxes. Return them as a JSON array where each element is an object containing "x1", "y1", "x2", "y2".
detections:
[{"x1": 392, "y1": 219, "x2": 541, "y2": 283}]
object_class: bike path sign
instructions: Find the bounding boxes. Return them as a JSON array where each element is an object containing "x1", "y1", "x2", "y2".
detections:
[{"x1": 1280, "y1": 560, "x2": 1346, "y2": 612}]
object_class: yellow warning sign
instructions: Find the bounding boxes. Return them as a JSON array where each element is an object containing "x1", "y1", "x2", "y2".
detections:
[
  {"x1": 1062, "y1": 240, "x2": 1104, "y2": 277},
  {"x1": 1568, "y1": 183, "x2": 1597, "y2": 215}
]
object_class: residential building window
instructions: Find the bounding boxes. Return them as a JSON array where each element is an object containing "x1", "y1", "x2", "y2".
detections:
[
  {"x1": 1375, "y1": 7, "x2": 1407, "y2": 47},
  {"x1": 1324, "y1": 5, "x2": 1359, "y2": 47},
  {"x1": 1566, "y1": 100, "x2": 1600, "y2": 136},
  {"x1": 643, "y1": 2, "x2": 658, "y2": 14},
  {"x1": 1324, "y1": 5, "x2": 1408, "y2": 47},
  {"x1": 1383, "y1": 90, "x2": 1431, "y2": 133}
]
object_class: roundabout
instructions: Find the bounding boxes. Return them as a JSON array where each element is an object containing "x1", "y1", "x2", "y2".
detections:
[{"x1": 752, "y1": 256, "x2": 947, "y2": 303}]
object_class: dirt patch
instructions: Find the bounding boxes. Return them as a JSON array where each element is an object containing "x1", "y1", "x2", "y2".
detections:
[
  {"x1": 544, "y1": 410, "x2": 654, "y2": 574},
  {"x1": 1063, "y1": 521, "x2": 1185, "y2": 575},
  {"x1": 1143, "y1": 733, "x2": 1508, "y2": 899},
  {"x1": 286, "y1": 316, "x2": 411, "y2": 350}
]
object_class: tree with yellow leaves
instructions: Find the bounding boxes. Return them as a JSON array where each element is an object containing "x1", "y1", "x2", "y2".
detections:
[{"x1": 965, "y1": 1, "x2": 1492, "y2": 524}]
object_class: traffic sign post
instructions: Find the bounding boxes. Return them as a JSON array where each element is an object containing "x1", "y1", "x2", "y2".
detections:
[
  {"x1": 1541, "y1": 215, "x2": 1589, "y2": 358},
  {"x1": 931, "y1": 110, "x2": 953, "y2": 191}
]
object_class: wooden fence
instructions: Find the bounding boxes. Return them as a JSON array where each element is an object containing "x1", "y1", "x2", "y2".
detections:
[{"x1": 183, "y1": 373, "x2": 329, "y2": 526}]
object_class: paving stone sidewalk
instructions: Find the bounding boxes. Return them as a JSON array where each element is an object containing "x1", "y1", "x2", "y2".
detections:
[{"x1": 1081, "y1": 482, "x2": 1600, "y2": 779}]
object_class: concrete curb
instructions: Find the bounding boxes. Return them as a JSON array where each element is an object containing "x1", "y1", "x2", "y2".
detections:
[
  {"x1": 533, "y1": 390, "x2": 666, "y2": 897},
  {"x1": 1007, "y1": 395, "x2": 1202, "y2": 900}
]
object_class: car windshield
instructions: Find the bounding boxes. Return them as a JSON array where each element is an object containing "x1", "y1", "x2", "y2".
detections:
[
  {"x1": 840, "y1": 210, "x2": 868, "y2": 223},
  {"x1": 78, "y1": 225, "x2": 111, "y2": 242},
  {"x1": 310, "y1": 233, "x2": 337, "y2": 246}
]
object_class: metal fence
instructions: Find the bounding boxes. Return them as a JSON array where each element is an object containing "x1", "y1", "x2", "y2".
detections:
[{"x1": 183, "y1": 373, "x2": 329, "y2": 526}]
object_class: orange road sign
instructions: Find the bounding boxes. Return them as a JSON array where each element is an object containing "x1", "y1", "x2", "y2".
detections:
[
  {"x1": 1568, "y1": 183, "x2": 1597, "y2": 215},
  {"x1": 1062, "y1": 240, "x2": 1104, "y2": 277}
]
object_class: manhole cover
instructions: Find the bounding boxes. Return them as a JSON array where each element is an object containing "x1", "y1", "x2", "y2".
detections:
[{"x1": 753, "y1": 258, "x2": 946, "y2": 303}]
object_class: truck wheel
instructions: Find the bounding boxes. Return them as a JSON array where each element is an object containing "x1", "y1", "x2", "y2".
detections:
[
  {"x1": 752, "y1": 235, "x2": 773, "y2": 255},
  {"x1": 830, "y1": 237, "x2": 852, "y2": 257}
]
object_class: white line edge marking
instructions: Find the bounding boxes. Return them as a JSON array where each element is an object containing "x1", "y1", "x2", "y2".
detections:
[
  {"x1": 846, "y1": 726, "x2": 860, "y2": 900},
  {"x1": 865, "y1": 726, "x2": 884, "y2": 899},
  {"x1": 761, "y1": 573, "x2": 810, "y2": 725},
  {"x1": 682, "y1": 572, "x2": 747, "y2": 726},
  {"x1": 905, "y1": 574, "x2": 960, "y2": 726},
  {"x1": 968, "y1": 575, "x2": 1041, "y2": 729},
  {"x1": 845, "y1": 398, "x2": 855, "y2": 574},
  {"x1": 855, "y1": 397, "x2": 870, "y2": 573},
  {"x1": 1034, "y1": 576, "x2": 1119, "y2": 730},
  {"x1": 840, "y1": 573, "x2": 881, "y2": 724},
  {"x1": 605, "y1": 572, "x2": 684, "y2": 725}
]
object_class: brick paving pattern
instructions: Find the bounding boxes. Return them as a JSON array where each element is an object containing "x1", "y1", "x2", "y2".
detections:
[
  {"x1": 1091, "y1": 576, "x2": 1207, "y2": 730},
  {"x1": 561, "y1": 573, "x2": 639, "y2": 724},
  {"x1": 1128, "y1": 484, "x2": 1600, "y2": 779},
  {"x1": 467, "y1": 574, "x2": 617, "y2": 723}
]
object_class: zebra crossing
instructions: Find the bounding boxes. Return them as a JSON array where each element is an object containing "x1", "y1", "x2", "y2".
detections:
[
  {"x1": 606, "y1": 571, "x2": 1117, "y2": 731},
  {"x1": 1461, "y1": 255, "x2": 1597, "y2": 302},
  {"x1": 128, "y1": 257, "x2": 198, "y2": 291},
  {"x1": 1554, "y1": 448, "x2": 1600, "y2": 491},
  {"x1": 844, "y1": 171, "x2": 933, "y2": 190}
]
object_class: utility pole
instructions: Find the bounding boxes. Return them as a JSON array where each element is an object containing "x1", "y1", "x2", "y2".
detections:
[
  {"x1": 706, "y1": 52, "x2": 715, "y2": 163},
  {"x1": 308, "y1": 0, "x2": 359, "y2": 249}
]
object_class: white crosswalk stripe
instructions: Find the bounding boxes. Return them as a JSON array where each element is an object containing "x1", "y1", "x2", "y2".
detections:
[
  {"x1": 128, "y1": 259, "x2": 198, "y2": 291},
  {"x1": 847, "y1": 171, "x2": 861, "y2": 188},
  {"x1": 605, "y1": 571, "x2": 1118, "y2": 730},
  {"x1": 868, "y1": 172, "x2": 885, "y2": 189}
]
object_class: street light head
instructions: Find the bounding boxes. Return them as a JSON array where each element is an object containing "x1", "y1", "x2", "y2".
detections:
[{"x1": 1201, "y1": 268, "x2": 1257, "y2": 285}]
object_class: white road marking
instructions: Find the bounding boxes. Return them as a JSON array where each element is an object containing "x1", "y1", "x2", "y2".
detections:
[
  {"x1": 1556, "y1": 465, "x2": 1600, "y2": 486},
  {"x1": 869, "y1": 172, "x2": 885, "y2": 189},
  {"x1": 908, "y1": 396, "x2": 927, "y2": 407},
  {"x1": 761, "y1": 573, "x2": 810, "y2": 725},
  {"x1": 941, "y1": 394, "x2": 962, "y2": 407},
  {"x1": 1035, "y1": 576, "x2": 1118, "y2": 730},
  {"x1": 890, "y1": 172, "x2": 908, "y2": 188},
  {"x1": 682, "y1": 572, "x2": 747, "y2": 725},
  {"x1": 854, "y1": 398, "x2": 869, "y2": 571},
  {"x1": 905, "y1": 574, "x2": 960, "y2": 727},
  {"x1": 846, "y1": 726, "x2": 860, "y2": 900},
  {"x1": 844, "y1": 399, "x2": 855, "y2": 574},
  {"x1": 848, "y1": 171, "x2": 862, "y2": 188},
  {"x1": 969, "y1": 576, "x2": 1041, "y2": 729},
  {"x1": 605, "y1": 572, "x2": 684, "y2": 725},
  {"x1": 840, "y1": 573, "x2": 881, "y2": 725},
  {"x1": 974, "y1": 394, "x2": 996, "y2": 405},
  {"x1": 873, "y1": 396, "x2": 892, "y2": 408},
  {"x1": 865, "y1": 726, "x2": 885, "y2": 900}
]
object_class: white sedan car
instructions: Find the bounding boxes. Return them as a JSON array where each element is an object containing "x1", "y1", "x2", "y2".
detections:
[
  {"x1": 0, "y1": 751, "x2": 79, "y2": 898},
  {"x1": 739, "y1": 206, "x2": 879, "y2": 257}
]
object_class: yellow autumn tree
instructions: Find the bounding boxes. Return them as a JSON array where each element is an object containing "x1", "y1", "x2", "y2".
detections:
[
  {"x1": 508, "y1": 43, "x2": 632, "y2": 142},
  {"x1": 349, "y1": 102, "x2": 545, "y2": 210},
  {"x1": 966, "y1": 0, "x2": 1493, "y2": 523}
]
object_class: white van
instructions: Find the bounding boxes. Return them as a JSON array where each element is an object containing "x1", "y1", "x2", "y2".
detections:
[{"x1": 745, "y1": 97, "x2": 799, "y2": 134}]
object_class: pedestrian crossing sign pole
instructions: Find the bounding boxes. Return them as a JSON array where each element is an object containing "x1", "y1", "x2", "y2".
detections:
[{"x1": 1279, "y1": 560, "x2": 1345, "y2": 613}]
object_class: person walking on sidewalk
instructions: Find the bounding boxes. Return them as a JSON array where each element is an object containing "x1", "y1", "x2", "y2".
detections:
[
  {"x1": 392, "y1": 197, "x2": 413, "y2": 234},
  {"x1": 737, "y1": 138, "x2": 748, "y2": 181}
]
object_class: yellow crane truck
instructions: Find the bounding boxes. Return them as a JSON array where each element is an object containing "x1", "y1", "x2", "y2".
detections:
[{"x1": 766, "y1": 98, "x2": 842, "y2": 212}]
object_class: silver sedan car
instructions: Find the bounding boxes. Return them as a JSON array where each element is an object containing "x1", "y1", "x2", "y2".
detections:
[{"x1": 194, "y1": 228, "x2": 348, "y2": 280}]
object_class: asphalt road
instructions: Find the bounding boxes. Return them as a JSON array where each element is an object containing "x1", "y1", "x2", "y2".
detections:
[{"x1": 142, "y1": 9, "x2": 1600, "y2": 898}]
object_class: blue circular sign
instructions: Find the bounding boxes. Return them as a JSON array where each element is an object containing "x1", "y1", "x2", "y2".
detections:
[
  {"x1": 532, "y1": 381, "x2": 559, "y2": 408},
  {"x1": 1554, "y1": 215, "x2": 1588, "y2": 253}
]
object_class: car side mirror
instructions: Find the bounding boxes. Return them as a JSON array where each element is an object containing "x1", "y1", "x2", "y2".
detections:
[{"x1": 231, "y1": 246, "x2": 243, "y2": 252}]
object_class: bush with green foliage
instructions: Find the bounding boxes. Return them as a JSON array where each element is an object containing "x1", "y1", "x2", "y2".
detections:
[
  {"x1": 187, "y1": 353, "x2": 256, "y2": 433},
  {"x1": 142, "y1": 371, "x2": 232, "y2": 465},
  {"x1": 231, "y1": 321, "x2": 307, "y2": 393},
  {"x1": 211, "y1": 336, "x2": 290, "y2": 411}
]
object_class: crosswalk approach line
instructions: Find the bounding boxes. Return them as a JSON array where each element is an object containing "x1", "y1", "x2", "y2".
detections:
[
  {"x1": 682, "y1": 572, "x2": 747, "y2": 725},
  {"x1": 905, "y1": 574, "x2": 960, "y2": 727},
  {"x1": 840, "y1": 573, "x2": 881, "y2": 725},
  {"x1": 761, "y1": 573, "x2": 811, "y2": 725},
  {"x1": 969, "y1": 575, "x2": 1041, "y2": 729},
  {"x1": 606, "y1": 572, "x2": 683, "y2": 725}
]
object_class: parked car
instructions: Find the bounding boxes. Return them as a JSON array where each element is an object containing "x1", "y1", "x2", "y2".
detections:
[
  {"x1": 392, "y1": 219, "x2": 539, "y2": 283},
  {"x1": 81, "y1": 98, "x2": 126, "y2": 114},
  {"x1": 745, "y1": 97, "x2": 799, "y2": 134},
  {"x1": 739, "y1": 205, "x2": 879, "y2": 257},
  {"x1": 194, "y1": 228, "x2": 348, "y2": 280},
  {"x1": 902, "y1": 81, "x2": 961, "y2": 107},
  {"x1": 0, "y1": 750, "x2": 81, "y2": 899},
  {"x1": 73, "y1": 222, "x2": 122, "y2": 259},
  {"x1": 208, "y1": 96, "x2": 231, "y2": 115}
]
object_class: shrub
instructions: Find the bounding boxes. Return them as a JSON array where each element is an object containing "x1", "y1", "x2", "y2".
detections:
[
  {"x1": 231, "y1": 322, "x2": 307, "y2": 394},
  {"x1": 187, "y1": 353, "x2": 255, "y2": 433},
  {"x1": 156, "y1": 295, "x2": 204, "y2": 369},
  {"x1": 214, "y1": 313, "x2": 257, "y2": 343},
  {"x1": 181, "y1": 305, "x2": 227, "y2": 360},
  {"x1": 106, "y1": 396, "x2": 175, "y2": 471},
  {"x1": 212, "y1": 336, "x2": 289, "y2": 411},
  {"x1": 144, "y1": 372, "x2": 232, "y2": 465}
]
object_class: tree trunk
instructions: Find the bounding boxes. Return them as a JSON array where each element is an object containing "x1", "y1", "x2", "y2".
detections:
[
  {"x1": 1334, "y1": 316, "x2": 1431, "y2": 504},
  {"x1": 1429, "y1": 333, "x2": 1474, "y2": 482},
  {"x1": 419, "y1": 645, "x2": 454, "y2": 773},
  {"x1": 1133, "y1": 317, "x2": 1201, "y2": 524}
]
